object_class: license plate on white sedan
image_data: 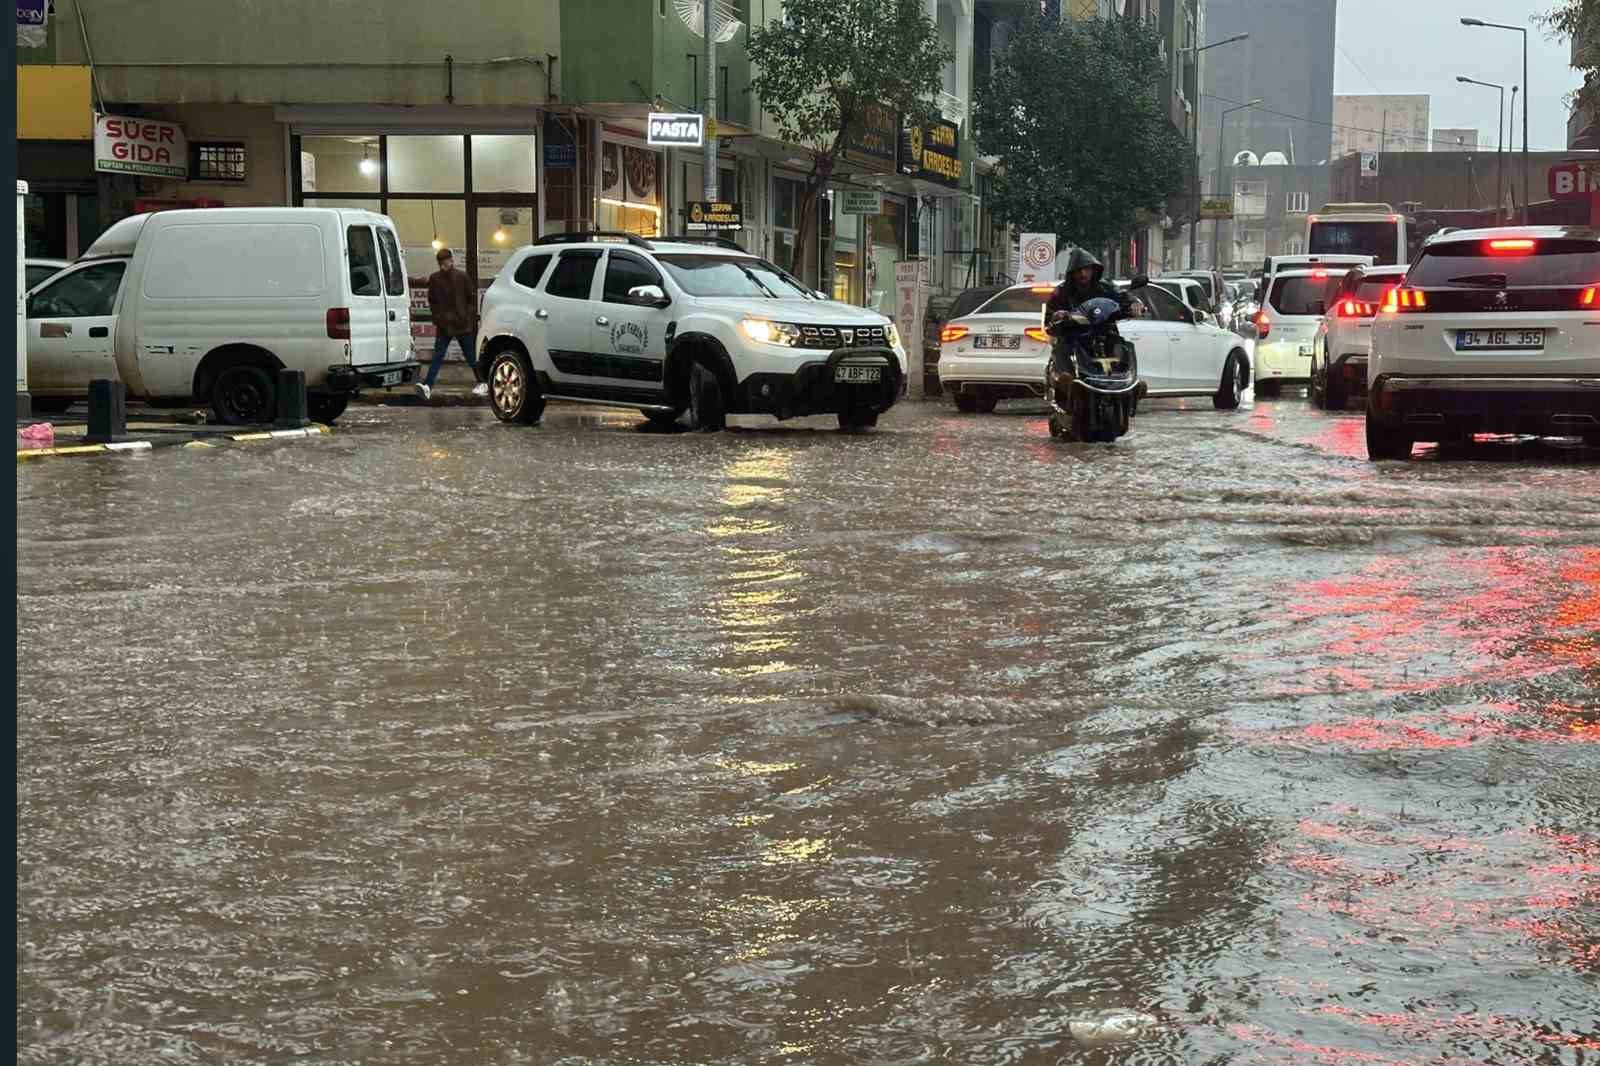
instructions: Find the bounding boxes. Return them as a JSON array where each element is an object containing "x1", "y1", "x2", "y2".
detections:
[
  {"x1": 1455, "y1": 328, "x2": 1545, "y2": 351},
  {"x1": 835, "y1": 365, "x2": 882, "y2": 384},
  {"x1": 379, "y1": 370, "x2": 403, "y2": 386},
  {"x1": 973, "y1": 335, "x2": 1022, "y2": 350}
]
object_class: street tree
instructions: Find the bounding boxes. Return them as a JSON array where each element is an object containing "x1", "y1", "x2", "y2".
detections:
[
  {"x1": 974, "y1": 11, "x2": 1189, "y2": 256},
  {"x1": 1538, "y1": 0, "x2": 1600, "y2": 127},
  {"x1": 747, "y1": 0, "x2": 951, "y2": 280}
]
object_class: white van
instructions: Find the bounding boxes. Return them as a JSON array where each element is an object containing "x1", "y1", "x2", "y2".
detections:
[
  {"x1": 23, "y1": 207, "x2": 417, "y2": 423},
  {"x1": 1306, "y1": 203, "x2": 1409, "y2": 267}
]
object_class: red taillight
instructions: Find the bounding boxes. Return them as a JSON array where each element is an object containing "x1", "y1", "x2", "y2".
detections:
[
  {"x1": 1023, "y1": 326, "x2": 1050, "y2": 343},
  {"x1": 940, "y1": 324, "x2": 970, "y2": 344},
  {"x1": 1487, "y1": 238, "x2": 1536, "y2": 254},
  {"x1": 326, "y1": 307, "x2": 351, "y2": 339},
  {"x1": 1339, "y1": 299, "x2": 1359, "y2": 317},
  {"x1": 1312, "y1": 270, "x2": 1328, "y2": 279},
  {"x1": 1582, "y1": 286, "x2": 1597, "y2": 307},
  {"x1": 1382, "y1": 287, "x2": 1426, "y2": 313},
  {"x1": 1254, "y1": 311, "x2": 1270, "y2": 339}
]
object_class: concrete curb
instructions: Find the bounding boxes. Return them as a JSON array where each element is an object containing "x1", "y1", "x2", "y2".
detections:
[{"x1": 18, "y1": 424, "x2": 331, "y2": 462}]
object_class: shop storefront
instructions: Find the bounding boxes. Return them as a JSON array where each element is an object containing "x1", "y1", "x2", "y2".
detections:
[
  {"x1": 282, "y1": 110, "x2": 539, "y2": 359},
  {"x1": 597, "y1": 126, "x2": 665, "y2": 238}
]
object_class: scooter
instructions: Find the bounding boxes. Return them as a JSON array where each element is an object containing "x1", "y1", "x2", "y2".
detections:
[{"x1": 1044, "y1": 279, "x2": 1147, "y2": 443}]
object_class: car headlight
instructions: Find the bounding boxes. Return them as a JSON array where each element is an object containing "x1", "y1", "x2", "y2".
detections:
[
  {"x1": 885, "y1": 323, "x2": 901, "y2": 348},
  {"x1": 740, "y1": 318, "x2": 802, "y2": 346}
]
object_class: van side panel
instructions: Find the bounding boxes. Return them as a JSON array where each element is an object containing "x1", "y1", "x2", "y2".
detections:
[{"x1": 126, "y1": 216, "x2": 344, "y2": 399}]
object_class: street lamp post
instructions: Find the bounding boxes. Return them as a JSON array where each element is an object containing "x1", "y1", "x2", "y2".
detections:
[
  {"x1": 1187, "y1": 32, "x2": 1250, "y2": 269},
  {"x1": 1215, "y1": 98, "x2": 1263, "y2": 269},
  {"x1": 1456, "y1": 75, "x2": 1505, "y2": 216},
  {"x1": 1462, "y1": 17, "x2": 1528, "y2": 224}
]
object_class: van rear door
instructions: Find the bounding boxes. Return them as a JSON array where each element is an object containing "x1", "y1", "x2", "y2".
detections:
[
  {"x1": 376, "y1": 224, "x2": 413, "y2": 365},
  {"x1": 343, "y1": 223, "x2": 388, "y2": 367}
]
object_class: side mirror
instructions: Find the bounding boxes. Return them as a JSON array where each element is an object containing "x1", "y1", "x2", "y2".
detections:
[
  {"x1": 813, "y1": 290, "x2": 829, "y2": 301},
  {"x1": 627, "y1": 284, "x2": 669, "y2": 308},
  {"x1": 1130, "y1": 274, "x2": 1150, "y2": 289},
  {"x1": 1194, "y1": 309, "x2": 1211, "y2": 325}
]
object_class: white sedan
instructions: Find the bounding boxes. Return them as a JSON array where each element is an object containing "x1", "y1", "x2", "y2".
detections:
[{"x1": 937, "y1": 281, "x2": 1251, "y2": 412}]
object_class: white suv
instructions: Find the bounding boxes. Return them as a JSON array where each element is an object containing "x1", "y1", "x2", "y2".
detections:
[
  {"x1": 1366, "y1": 227, "x2": 1600, "y2": 459},
  {"x1": 477, "y1": 233, "x2": 906, "y2": 431},
  {"x1": 1310, "y1": 264, "x2": 1408, "y2": 409},
  {"x1": 1251, "y1": 268, "x2": 1346, "y2": 396}
]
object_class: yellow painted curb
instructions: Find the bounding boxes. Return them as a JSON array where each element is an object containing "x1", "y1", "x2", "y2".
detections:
[
  {"x1": 17, "y1": 441, "x2": 154, "y2": 461},
  {"x1": 19, "y1": 424, "x2": 330, "y2": 461}
]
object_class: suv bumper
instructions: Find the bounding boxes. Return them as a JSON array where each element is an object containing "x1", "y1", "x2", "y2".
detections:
[
  {"x1": 1370, "y1": 375, "x2": 1600, "y2": 435},
  {"x1": 737, "y1": 346, "x2": 905, "y2": 420},
  {"x1": 325, "y1": 361, "x2": 421, "y2": 394}
]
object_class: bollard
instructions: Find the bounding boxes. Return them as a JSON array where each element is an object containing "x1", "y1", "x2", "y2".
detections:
[
  {"x1": 273, "y1": 368, "x2": 310, "y2": 429},
  {"x1": 84, "y1": 379, "x2": 128, "y2": 444}
]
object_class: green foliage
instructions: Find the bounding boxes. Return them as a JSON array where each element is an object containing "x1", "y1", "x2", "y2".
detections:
[
  {"x1": 747, "y1": 0, "x2": 950, "y2": 273},
  {"x1": 974, "y1": 12, "x2": 1189, "y2": 251},
  {"x1": 1538, "y1": 0, "x2": 1600, "y2": 118}
]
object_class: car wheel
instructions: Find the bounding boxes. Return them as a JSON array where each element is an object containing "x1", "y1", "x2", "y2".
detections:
[
  {"x1": 1324, "y1": 374, "x2": 1346, "y2": 410},
  {"x1": 1365, "y1": 416, "x2": 1412, "y2": 461},
  {"x1": 953, "y1": 393, "x2": 980, "y2": 414},
  {"x1": 838, "y1": 409, "x2": 879, "y2": 432},
  {"x1": 211, "y1": 364, "x2": 276, "y2": 425},
  {"x1": 686, "y1": 359, "x2": 727, "y2": 432},
  {"x1": 307, "y1": 392, "x2": 350, "y2": 424},
  {"x1": 488, "y1": 349, "x2": 545, "y2": 425},
  {"x1": 1213, "y1": 352, "x2": 1245, "y2": 410}
]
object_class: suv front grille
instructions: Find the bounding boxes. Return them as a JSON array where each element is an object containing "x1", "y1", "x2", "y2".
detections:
[{"x1": 799, "y1": 324, "x2": 888, "y2": 349}]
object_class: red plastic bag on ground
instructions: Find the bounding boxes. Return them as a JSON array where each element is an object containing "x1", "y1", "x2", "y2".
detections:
[{"x1": 18, "y1": 423, "x2": 55, "y2": 448}]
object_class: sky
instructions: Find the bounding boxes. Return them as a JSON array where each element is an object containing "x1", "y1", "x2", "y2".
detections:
[{"x1": 1333, "y1": 0, "x2": 1581, "y2": 152}]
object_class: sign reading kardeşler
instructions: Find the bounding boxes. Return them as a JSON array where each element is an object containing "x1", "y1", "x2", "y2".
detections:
[
  {"x1": 686, "y1": 200, "x2": 742, "y2": 232},
  {"x1": 647, "y1": 113, "x2": 705, "y2": 148},
  {"x1": 95, "y1": 115, "x2": 188, "y2": 179},
  {"x1": 1199, "y1": 198, "x2": 1233, "y2": 220}
]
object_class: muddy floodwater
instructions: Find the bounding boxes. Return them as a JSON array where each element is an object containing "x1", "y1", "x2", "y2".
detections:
[{"x1": 17, "y1": 396, "x2": 1600, "y2": 1064}]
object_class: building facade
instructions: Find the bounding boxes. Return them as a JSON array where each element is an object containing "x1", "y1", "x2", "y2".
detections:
[
  {"x1": 1432, "y1": 128, "x2": 1480, "y2": 153},
  {"x1": 17, "y1": 0, "x2": 994, "y2": 329},
  {"x1": 1330, "y1": 94, "x2": 1431, "y2": 159},
  {"x1": 1195, "y1": 0, "x2": 1334, "y2": 268}
]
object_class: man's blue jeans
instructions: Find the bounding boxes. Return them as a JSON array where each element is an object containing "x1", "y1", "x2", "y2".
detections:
[{"x1": 425, "y1": 332, "x2": 478, "y2": 388}]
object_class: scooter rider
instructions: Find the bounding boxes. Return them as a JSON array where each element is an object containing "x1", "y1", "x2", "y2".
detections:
[{"x1": 1045, "y1": 248, "x2": 1143, "y2": 371}]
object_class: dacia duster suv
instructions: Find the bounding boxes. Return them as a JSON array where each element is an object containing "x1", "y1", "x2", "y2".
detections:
[{"x1": 477, "y1": 233, "x2": 907, "y2": 432}]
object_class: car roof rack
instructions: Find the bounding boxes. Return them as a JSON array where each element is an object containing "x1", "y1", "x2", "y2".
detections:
[
  {"x1": 532, "y1": 231, "x2": 655, "y2": 250},
  {"x1": 660, "y1": 234, "x2": 747, "y2": 252}
]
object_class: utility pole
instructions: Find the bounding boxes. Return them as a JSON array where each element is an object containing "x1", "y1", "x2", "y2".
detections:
[
  {"x1": 703, "y1": 0, "x2": 718, "y2": 201},
  {"x1": 1187, "y1": 31, "x2": 1250, "y2": 269}
]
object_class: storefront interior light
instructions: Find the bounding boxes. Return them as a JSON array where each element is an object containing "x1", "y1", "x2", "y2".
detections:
[
  {"x1": 601, "y1": 197, "x2": 662, "y2": 215},
  {"x1": 493, "y1": 229, "x2": 508, "y2": 244},
  {"x1": 358, "y1": 144, "x2": 378, "y2": 177},
  {"x1": 431, "y1": 236, "x2": 444, "y2": 251}
]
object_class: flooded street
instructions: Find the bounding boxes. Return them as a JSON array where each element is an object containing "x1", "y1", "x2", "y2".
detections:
[{"x1": 17, "y1": 395, "x2": 1600, "y2": 1064}]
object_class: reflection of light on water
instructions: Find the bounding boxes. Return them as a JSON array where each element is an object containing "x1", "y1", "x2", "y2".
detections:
[
  {"x1": 762, "y1": 837, "x2": 831, "y2": 866},
  {"x1": 708, "y1": 452, "x2": 802, "y2": 670},
  {"x1": 716, "y1": 758, "x2": 798, "y2": 776},
  {"x1": 707, "y1": 894, "x2": 831, "y2": 962}
]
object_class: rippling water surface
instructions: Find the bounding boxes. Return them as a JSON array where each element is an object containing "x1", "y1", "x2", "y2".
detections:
[{"x1": 17, "y1": 396, "x2": 1600, "y2": 1064}]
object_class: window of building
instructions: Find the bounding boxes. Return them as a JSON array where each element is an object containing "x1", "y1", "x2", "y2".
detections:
[
  {"x1": 1283, "y1": 235, "x2": 1305, "y2": 255},
  {"x1": 772, "y1": 176, "x2": 805, "y2": 275},
  {"x1": 1286, "y1": 191, "x2": 1310, "y2": 214},
  {"x1": 598, "y1": 138, "x2": 662, "y2": 238},
  {"x1": 192, "y1": 142, "x2": 247, "y2": 183},
  {"x1": 1234, "y1": 180, "x2": 1268, "y2": 219}
]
